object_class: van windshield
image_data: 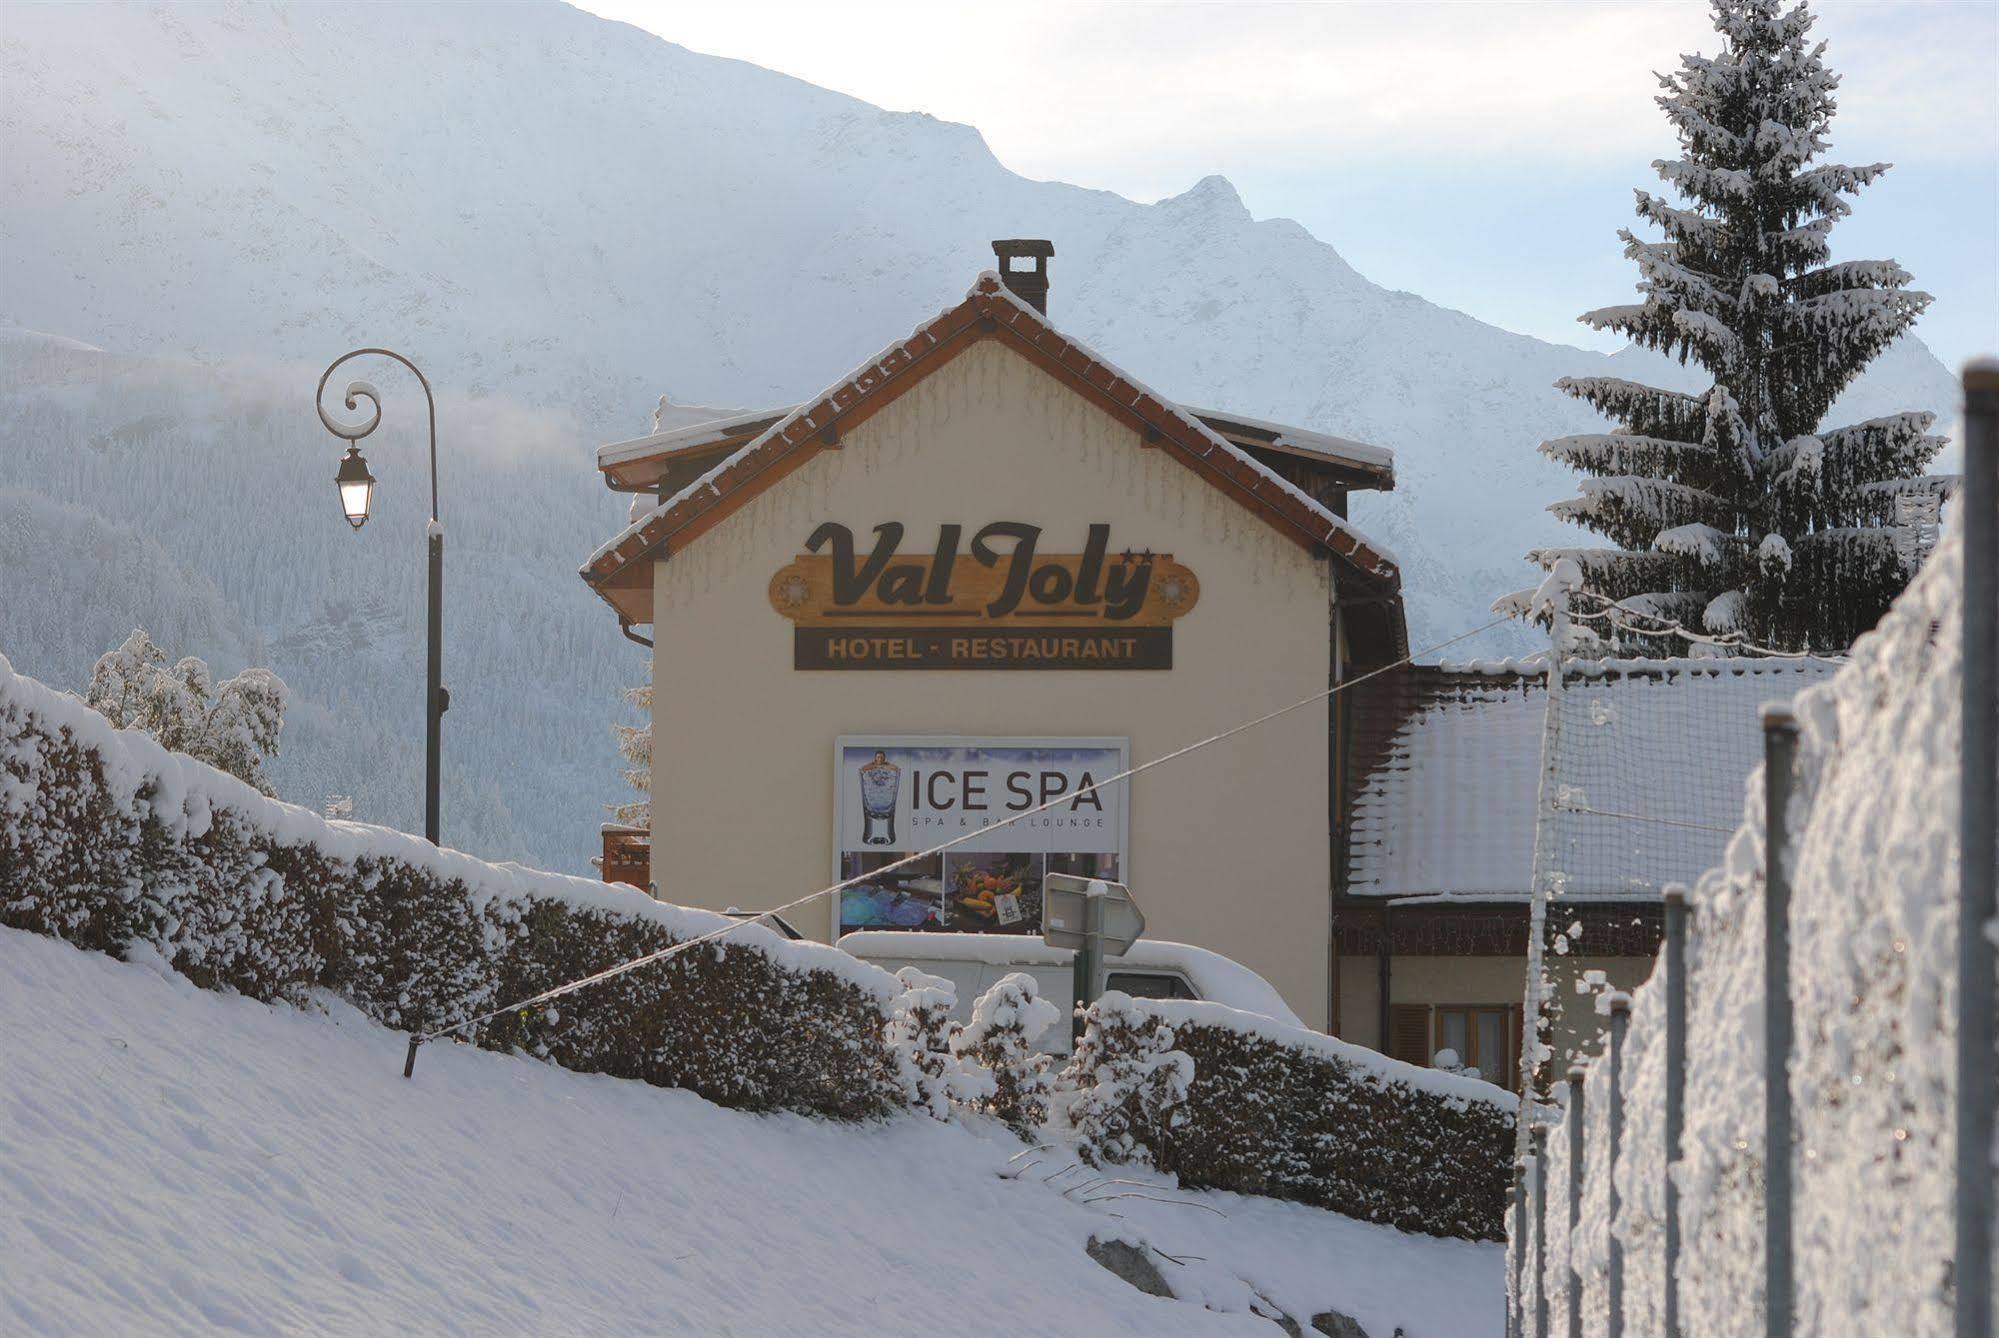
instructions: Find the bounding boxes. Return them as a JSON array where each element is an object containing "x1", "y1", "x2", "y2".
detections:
[{"x1": 1104, "y1": 971, "x2": 1195, "y2": 1001}]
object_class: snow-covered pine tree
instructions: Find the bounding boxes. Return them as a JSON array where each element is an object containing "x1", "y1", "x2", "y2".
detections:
[
  {"x1": 1066, "y1": 992, "x2": 1191, "y2": 1167},
  {"x1": 950, "y1": 973, "x2": 1059, "y2": 1138},
  {"x1": 1531, "y1": 0, "x2": 1948, "y2": 655},
  {"x1": 610, "y1": 672, "x2": 651, "y2": 827},
  {"x1": 86, "y1": 629, "x2": 287, "y2": 794}
]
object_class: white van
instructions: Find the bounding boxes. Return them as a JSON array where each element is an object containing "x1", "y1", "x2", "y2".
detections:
[{"x1": 838, "y1": 931, "x2": 1300, "y2": 1055}]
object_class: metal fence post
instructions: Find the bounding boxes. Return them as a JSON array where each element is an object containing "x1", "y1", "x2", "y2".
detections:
[
  {"x1": 1511, "y1": 1160, "x2": 1528, "y2": 1338},
  {"x1": 1534, "y1": 1126, "x2": 1551, "y2": 1338},
  {"x1": 1663, "y1": 884, "x2": 1690, "y2": 1338},
  {"x1": 1762, "y1": 705, "x2": 1800, "y2": 1338},
  {"x1": 1959, "y1": 357, "x2": 1998, "y2": 1338},
  {"x1": 1608, "y1": 993, "x2": 1630, "y2": 1338},
  {"x1": 1568, "y1": 1064, "x2": 1586, "y2": 1338}
]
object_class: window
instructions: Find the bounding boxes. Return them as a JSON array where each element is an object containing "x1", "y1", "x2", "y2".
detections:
[
  {"x1": 1434, "y1": 1005, "x2": 1517, "y2": 1090},
  {"x1": 1389, "y1": 1004, "x2": 1432, "y2": 1067},
  {"x1": 1104, "y1": 971, "x2": 1196, "y2": 1001}
]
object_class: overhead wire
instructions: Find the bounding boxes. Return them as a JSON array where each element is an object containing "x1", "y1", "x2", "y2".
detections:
[
  {"x1": 1549, "y1": 799, "x2": 1738, "y2": 835},
  {"x1": 1565, "y1": 589, "x2": 1847, "y2": 663}
]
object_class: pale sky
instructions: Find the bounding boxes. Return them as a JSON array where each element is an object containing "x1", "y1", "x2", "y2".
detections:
[{"x1": 575, "y1": 0, "x2": 1997, "y2": 371}]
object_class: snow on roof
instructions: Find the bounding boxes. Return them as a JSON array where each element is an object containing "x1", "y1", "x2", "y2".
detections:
[
  {"x1": 1345, "y1": 657, "x2": 1842, "y2": 902},
  {"x1": 581, "y1": 273, "x2": 1400, "y2": 590},
  {"x1": 838, "y1": 931, "x2": 1303, "y2": 1027},
  {"x1": 594, "y1": 405, "x2": 795, "y2": 470},
  {"x1": 1178, "y1": 404, "x2": 1395, "y2": 474},
  {"x1": 580, "y1": 286, "x2": 978, "y2": 572},
  {"x1": 599, "y1": 399, "x2": 1394, "y2": 482},
  {"x1": 840, "y1": 930, "x2": 1074, "y2": 968},
  {"x1": 1117, "y1": 938, "x2": 1303, "y2": 1026}
]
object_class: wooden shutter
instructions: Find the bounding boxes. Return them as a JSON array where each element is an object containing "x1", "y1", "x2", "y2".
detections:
[{"x1": 1389, "y1": 1004, "x2": 1432, "y2": 1066}]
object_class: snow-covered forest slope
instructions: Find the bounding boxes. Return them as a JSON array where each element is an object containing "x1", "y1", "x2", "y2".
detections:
[
  {"x1": 0, "y1": 1, "x2": 1958, "y2": 870},
  {"x1": 0, "y1": 926, "x2": 1501, "y2": 1336}
]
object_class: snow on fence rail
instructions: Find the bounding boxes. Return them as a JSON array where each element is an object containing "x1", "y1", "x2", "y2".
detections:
[
  {"x1": 1078, "y1": 997, "x2": 1519, "y2": 1241},
  {"x1": 1510, "y1": 501, "x2": 1991, "y2": 1336},
  {"x1": 0, "y1": 652, "x2": 902, "y2": 1119}
]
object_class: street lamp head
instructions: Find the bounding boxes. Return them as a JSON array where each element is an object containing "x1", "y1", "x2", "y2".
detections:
[{"x1": 336, "y1": 445, "x2": 375, "y2": 529}]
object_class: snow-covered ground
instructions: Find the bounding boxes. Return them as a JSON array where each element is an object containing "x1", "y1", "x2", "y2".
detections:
[{"x1": 0, "y1": 928, "x2": 1500, "y2": 1337}]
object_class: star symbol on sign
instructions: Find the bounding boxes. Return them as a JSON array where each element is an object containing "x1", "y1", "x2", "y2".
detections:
[
  {"x1": 1139, "y1": 549, "x2": 1155, "y2": 564},
  {"x1": 1119, "y1": 549, "x2": 1135, "y2": 565}
]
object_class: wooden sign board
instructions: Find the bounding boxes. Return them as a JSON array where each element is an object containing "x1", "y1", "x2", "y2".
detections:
[{"x1": 769, "y1": 521, "x2": 1198, "y2": 671}]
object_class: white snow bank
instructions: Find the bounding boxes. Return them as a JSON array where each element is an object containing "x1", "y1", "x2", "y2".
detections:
[
  {"x1": 0, "y1": 926, "x2": 1500, "y2": 1337},
  {"x1": 1143, "y1": 997, "x2": 1515, "y2": 1110}
]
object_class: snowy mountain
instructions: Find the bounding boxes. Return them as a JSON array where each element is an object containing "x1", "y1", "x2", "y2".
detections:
[{"x1": 0, "y1": 0, "x2": 1959, "y2": 871}]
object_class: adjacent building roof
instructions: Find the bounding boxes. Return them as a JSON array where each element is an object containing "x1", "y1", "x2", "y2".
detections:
[
  {"x1": 1176, "y1": 406, "x2": 1394, "y2": 485},
  {"x1": 581, "y1": 272, "x2": 1401, "y2": 626},
  {"x1": 1343, "y1": 657, "x2": 1842, "y2": 903},
  {"x1": 596, "y1": 406, "x2": 794, "y2": 474}
]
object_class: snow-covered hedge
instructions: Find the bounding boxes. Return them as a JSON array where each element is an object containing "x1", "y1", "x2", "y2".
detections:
[
  {"x1": 0, "y1": 653, "x2": 900, "y2": 1120},
  {"x1": 1073, "y1": 996, "x2": 1517, "y2": 1240},
  {"x1": 1519, "y1": 514, "x2": 1986, "y2": 1336}
]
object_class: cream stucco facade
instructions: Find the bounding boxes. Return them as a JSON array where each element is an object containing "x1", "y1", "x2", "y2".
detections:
[{"x1": 647, "y1": 339, "x2": 1343, "y2": 1027}]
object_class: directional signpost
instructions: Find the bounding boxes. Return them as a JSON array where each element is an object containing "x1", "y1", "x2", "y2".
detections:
[{"x1": 1043, "y1": 873, "x2": 1146, "y2": 1010}]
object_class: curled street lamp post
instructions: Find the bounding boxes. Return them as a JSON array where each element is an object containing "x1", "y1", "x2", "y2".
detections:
[{"x1": 315, "y1": 348, "x2": 448, "y2": 846}]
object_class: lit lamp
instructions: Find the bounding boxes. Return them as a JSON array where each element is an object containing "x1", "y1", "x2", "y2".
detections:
[
  {"x1": 336, "y1": 446, "x2": 375, "y2": 529},
  {"x1": 314, "y1": 347, "x2": 447, "y2": 845}
]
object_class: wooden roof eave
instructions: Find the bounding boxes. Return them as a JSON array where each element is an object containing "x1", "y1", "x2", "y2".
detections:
[
  {"x1": 1230, "y1": 436, "x2": 1394, "y2": 492},
  {"x1": 598, "y1": 558, "x2": 654, "y2": 625},
  {"x1": 582, "y1": 278, "x2": 1401, "y2": 625},
  {"x1": 601, "y1": 429, "x2": 776, "y2": 491}
]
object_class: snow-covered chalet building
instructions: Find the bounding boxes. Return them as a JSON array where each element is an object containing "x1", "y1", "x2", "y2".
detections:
[
  {"x1": 581, "y1": 243, "x2": 1402, "y2": 1034},
  {"x1": 578, "y1": 241, "x2": 1833, "y2": 1081}
]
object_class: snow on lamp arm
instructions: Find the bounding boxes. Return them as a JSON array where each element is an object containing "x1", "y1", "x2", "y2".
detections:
[{"x1": 312, "y1": 347, "x2": 448, "y2": 845}]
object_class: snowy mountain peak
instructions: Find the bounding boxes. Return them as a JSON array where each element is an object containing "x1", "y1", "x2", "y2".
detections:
[{"x1": 1160, "y1": 173, "x2": 1253, "y2": 220}]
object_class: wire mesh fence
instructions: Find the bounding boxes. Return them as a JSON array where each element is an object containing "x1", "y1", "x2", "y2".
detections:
[
  {"x1": 1507, "y1": 426, "x2": 1994, "y2": 1338},
  {"x1": 1539, "y1": 659, "x2": 1833, "y2": 900}
]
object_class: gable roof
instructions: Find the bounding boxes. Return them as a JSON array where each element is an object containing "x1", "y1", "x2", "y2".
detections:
[
  {"x1": 1342, "y1": 657, "x2": 1841, "y2": 903},
  {"x1": 595, "y1": 400, "x2": 1395, "y2": 493},
  {"x1": 581, "y1": 273, "x2": 1400, "y2": 625}
]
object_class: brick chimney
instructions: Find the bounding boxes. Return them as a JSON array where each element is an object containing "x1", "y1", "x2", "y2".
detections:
[{"x1": 991, "y1": 239, "x2": 1054, "y2": 315}]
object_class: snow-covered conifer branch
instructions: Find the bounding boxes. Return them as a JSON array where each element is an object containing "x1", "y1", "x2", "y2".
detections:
[{"x1": 1525, "y1": 0, "x2": 1939, "y2": 653}]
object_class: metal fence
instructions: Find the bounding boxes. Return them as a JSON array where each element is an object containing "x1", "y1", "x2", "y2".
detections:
[{"x1": 1507, "y1": 363, "x2": 1997, "y2": 1338}]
